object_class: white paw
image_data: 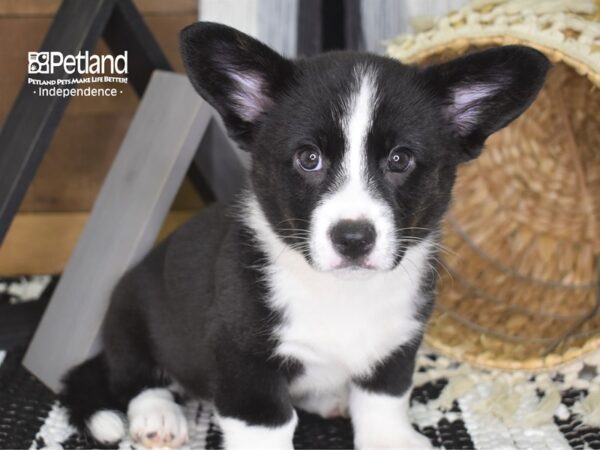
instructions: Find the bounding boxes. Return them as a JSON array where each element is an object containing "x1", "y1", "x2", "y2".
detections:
[
  {"x1": 87, "y1": 410, "x2": 127, "y2": 444},
  {"x1": 355, "y1": 427, "x2": 432, "y2": 450},
  {"x1": 128, "y1": 388, "x2": 189, "y2": 448},
  {"x1": 218, "y1": 411, "x2": 297, "y2": 450},
  {"x1": 350, "y1": 387, "x2": 432, "y2": 449}
]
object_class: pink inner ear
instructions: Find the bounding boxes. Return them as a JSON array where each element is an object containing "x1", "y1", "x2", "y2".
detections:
[
  {"x1": 448, "y1": 83, "x2": 499, "y2": 134},
  {"x1": 226, "y1": 70, "x2": 273, "y2": 122}
]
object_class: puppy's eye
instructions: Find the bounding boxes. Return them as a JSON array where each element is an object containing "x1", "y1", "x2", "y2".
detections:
[
  {"x1": 387, "y1": 146, "x2": 414, "y2": 172},
  {"x1": 296, "y1": 146, "x2": 322, "y2": 172}
]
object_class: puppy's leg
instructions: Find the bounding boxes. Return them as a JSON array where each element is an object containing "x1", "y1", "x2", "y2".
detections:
[
  {"x1": 86, "y1": 350, "x2": 189, "y2": 448},
  {"x1": 93, "y1": 280, "x2": 188, "y2": 448},
  {"x1": 98, "y1": 337, "x2": 188, "y2": 448},
  {"x1": 350, "y1": 345, "x2": 431, "y2": 450},
  {"x1": 214, "y1": 352, "x2": 296, "y2": 450},
  {"x1": 350, "y1": 388, "x2": 430, "y2": 450}
]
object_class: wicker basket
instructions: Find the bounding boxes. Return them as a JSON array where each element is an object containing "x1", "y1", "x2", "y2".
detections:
[{"x1": 387, "y1": 0, "x2": 600, "y2": 370}]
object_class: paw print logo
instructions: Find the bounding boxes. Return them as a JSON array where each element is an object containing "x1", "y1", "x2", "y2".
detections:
[{"x1": 28, "y1": 52, "x2": 50, "y2": 74}]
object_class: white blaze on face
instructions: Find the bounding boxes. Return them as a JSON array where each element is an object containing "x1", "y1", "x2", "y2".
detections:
[{"x1": 310, "y1": 66, "x2": 396, "y2": 272}]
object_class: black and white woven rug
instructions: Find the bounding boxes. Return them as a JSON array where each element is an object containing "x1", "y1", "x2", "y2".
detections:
[{"x1": 1, "y1": 276, "x2": 600, "y2": 450}]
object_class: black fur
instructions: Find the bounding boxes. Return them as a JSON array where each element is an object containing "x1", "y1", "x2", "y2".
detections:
[
  {"x1": 61, "y1": 22, "x2": 549, "y2": 443},
  {"x1": 60, "y1": 355, "x2": 117, "y2": 432}
]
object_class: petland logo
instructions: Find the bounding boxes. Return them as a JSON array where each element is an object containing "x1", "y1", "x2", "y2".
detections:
[
  {"x1": 27, "y1": 51, "x2": 129, "y2": 97},
  {"x1": 28, "y1": 51, "x2": 128, "y2": 74}
]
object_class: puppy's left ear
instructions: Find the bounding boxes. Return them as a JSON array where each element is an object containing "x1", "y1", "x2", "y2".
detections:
[
  {"x1": 422, "y1": 45, "x2": 550, "y2": 160},
  {"x1": 180, "y1": 22, "x2": 294, "y2": 149}
]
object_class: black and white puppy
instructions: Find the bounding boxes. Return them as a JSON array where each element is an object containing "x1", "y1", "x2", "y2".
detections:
[{"x1": 61, "y1": 22, "x2": 549, "y2": 449}]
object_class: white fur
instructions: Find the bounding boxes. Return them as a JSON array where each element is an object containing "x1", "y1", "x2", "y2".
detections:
[
  {"x1": 293, "y1": 385, "x2": 349, "y2": 418},
  {"x1": 350, "y1": 386, "x2": 432, "y2": 449},
  {"x1": 127, "y1": 388, "x2": 188, "y2": 448},
  {"x1": 243, "y1": 193, "x2": 432, "y2": 407},
  {"x1": 310, "y1": 66, "x2": 397, "y2": 271},
  {"x1": 87, "y1": 410, "x2": 126, "y2": 444},
  {"x1": 217, "y1": 410, "x2": 297, "y2": 449}
]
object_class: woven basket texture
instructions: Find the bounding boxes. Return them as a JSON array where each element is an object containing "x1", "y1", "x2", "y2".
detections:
[{"x1": 387, "y1": 0, "x2": 600, "y2": 370}]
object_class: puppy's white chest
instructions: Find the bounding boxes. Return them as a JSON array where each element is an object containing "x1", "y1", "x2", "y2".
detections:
[
  {"x1": 266, "y1": 241, "x2": 431, "y2": 394},
  {"x1": 278, "y1": 289, "x2": 420, "y2": 395}
]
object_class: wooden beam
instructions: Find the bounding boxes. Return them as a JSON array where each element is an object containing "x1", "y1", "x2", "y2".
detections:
[
  {"x1": 189, "y1": 116, "x2": 248, "y2": 204},
  {"x1": 23, "y1": 71, "x2": 214, "y2": 392},
  {"x1": 0, "y1": 0, "x2": 197, "y2": 17},
  {"x1": 0, "y1": 211, "x2": 197, "y2": 276},
  {"x1": 103, "y1": 0, "x2": 171, "y2": 96}
]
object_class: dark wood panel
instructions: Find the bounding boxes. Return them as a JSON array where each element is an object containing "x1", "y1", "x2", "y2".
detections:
[
  {"x1": 0, "y1": 0, "x2": 197, "y2": 17},
  {"x1": 18, "y1": 113, "x2": 203, "y2": 212},
  {"x1": 19, "y1": 115, "x2": 130, "y2": 212},
  {"x1": 0, "y1": 13, "x2": 197, "y2": 120},
  {"x1": 0, "y1": 17, "x2": 52, "y2": 122},
  {"x1": 0, "y1": 5, "x2": 199, "y2": 214},
  {"x1": 0, "y1": 0, "x2": 117, "y2": 242},
  {"x1": 0, "y1": 211, "x2": 197, "y2": 275}
]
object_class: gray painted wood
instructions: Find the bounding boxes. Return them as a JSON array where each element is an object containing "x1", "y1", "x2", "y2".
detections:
[
  {"x1": 360, "y1": 0, "x2": 469, "y2": 54},
  {"x1": 193, "y1": 116, "x2": 248, "y2": 203},
  {"x1": 200, "y1": 0, "x2": 298, "y2": 57},
  {"x1": 256, "y1": 0, "x2": 298, "y2": 57},
  {"x1": 23, "y1": 71, "x2": 215, "y2": 392}
]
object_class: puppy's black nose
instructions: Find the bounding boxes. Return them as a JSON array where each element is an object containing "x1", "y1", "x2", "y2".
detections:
[{"x1": 329, "y1": 220, "x2": 376, "y2": 260}]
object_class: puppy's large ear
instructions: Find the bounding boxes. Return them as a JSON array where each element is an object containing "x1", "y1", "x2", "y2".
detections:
[
  {"x1": 422, "y1": 45, "x2": 549, "y2": 160},
  {"x1": 180, "y1": 22, "x2": 294, "y2": 149}
]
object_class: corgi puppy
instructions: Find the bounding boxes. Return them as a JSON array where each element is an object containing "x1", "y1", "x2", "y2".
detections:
[{"x1": 61, "y1": 22, "x2": 549, "y2": 449}]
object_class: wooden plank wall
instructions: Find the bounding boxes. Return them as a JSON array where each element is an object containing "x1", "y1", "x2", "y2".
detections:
[{"x1": 0, "y1": 0, "x2": 202, "y2": 275}]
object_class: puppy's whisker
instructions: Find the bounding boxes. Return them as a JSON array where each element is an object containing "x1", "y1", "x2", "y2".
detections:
[
  {"x1": 428, "y1": 255, "x2": 454, "y2": 282},
  {"x1": 397, "y1": 237, "x2": 455, "y2": 257},
  {"x1": 274, "y1": 218, "x2": 312, "y2": 226}
]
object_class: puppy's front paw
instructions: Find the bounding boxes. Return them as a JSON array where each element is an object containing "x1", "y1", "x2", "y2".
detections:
[
  {"x1": 355, "y1": 427, "x2": 432, "y2": 450},
  {"x1": 350, "y1": 387, "x2": 432, "y2": 449},
  {"x1": 128, "y1": 388, "x2": 189, "y2": 448}
]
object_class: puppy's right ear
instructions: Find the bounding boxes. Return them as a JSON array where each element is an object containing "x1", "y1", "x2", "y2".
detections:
[{"x1": 180, "y1": 22, "x2": 294, "y2": 150}]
